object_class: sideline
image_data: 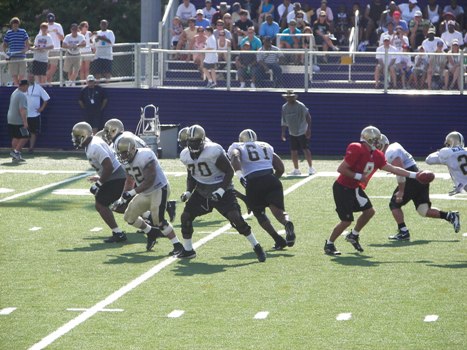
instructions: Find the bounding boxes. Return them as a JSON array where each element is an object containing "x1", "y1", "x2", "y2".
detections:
[{"x1": 28, "y1": 175, "x2": 317, "y2": 350}]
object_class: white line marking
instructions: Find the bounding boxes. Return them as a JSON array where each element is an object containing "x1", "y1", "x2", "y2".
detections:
[
  {"x1": 0, "y1": 169, "x2": 186, "y2": 176},
  {"x1": 0, "y1": 188, "x2": 14, "y2": 193},
  {"x1": 28, "y1": 175, "x2": 315, "y2": 350},
  {"x1": 336, "y1": 313, "x2": 352, "y2": 321},
  {"x1": 0, "y1": 307, "x2": 17, "y2": 315},
  {"x1": 424, "y1": 315, "x2": 439, "y2": 322},
  {"x1": 52, "y1": 189, "x2": 92, "y2": 196},
  {"x1": 254, "y1": 311, "x2": 269, "y2": 319},
  {"x1": 90, "y1": 227, "x2": 103, "y2": 232},
  {"x1": 29, "y1": 227, "x2": 42, "y2": 231},
  {"x1": 0, "y1": 172, "x2": 92, "y2": 203},
  {"x1": 167, "y1": 310, "x2": 185, "y2": 318},
  {"x1": 67, "y1": 308, "x2": 123, "y2": 312},
  {"x1": 462, "y1": 233, "x2": 467, "y2": 237}
]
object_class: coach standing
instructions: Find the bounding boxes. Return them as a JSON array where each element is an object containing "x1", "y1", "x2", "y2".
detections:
[
  {"x1": 7, "y1": 79, "x2": 29, "y2": 162},
  {"x1": 79, "y1": 74, "x2": 108, "y2": 134}
]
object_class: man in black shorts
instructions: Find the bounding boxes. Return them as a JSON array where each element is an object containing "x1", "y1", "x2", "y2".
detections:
[{"x1": 78, "y1": 74, "x2": 108, "y2": 134}]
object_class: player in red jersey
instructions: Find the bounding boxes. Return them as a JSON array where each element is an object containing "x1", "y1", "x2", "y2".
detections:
[{"x1": 324, "y1": 126, "x2": 422, "y2": 256}]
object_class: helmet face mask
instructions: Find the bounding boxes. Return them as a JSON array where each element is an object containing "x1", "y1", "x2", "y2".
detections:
[
  {"x1": 71, "y1": 122, "x2": 93, "y2": 149},
  {"x1": 444, "y1": 131, "x2": 464, "y2": 148},
  {"x1": 360, "y1": 126, "x2": 382, "y2": 151},
  {"x1": 239, "y1": 129, "x2": 257, "y2": 142},
  {"x1": 103, "y1": 118, "x2": 124, "y2": 144},
  {"x1": 187, "y1": 124, "x2": 206, "y2": 158},
  {"x1": 116, "y1": 135, "x2": 137, "y2": 164}
]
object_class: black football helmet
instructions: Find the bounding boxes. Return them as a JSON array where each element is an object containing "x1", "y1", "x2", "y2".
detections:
[{"x1": 187, "y1": 124, "x2": 206, "y2": 158}]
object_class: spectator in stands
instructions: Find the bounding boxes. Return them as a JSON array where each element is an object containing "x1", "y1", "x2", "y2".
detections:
[
  {"x1": 214, "y1": 19, "x2": 232, "y2": 41},
  {"x1": 93, "y1": 20, "x2": 115, "y2": 83},
  {"x1": 176, "y1": 0, "x2": 197, "y2": 27},
  {"x1": 390, "y1": 25, "x2": 410, "y2": 51},
  {"x1": 216, "y1": 29, "x2": 231, "y2": 63},
  {"x1": 79, "y1": 21, "x2": 94, "y2": 84},
  {"x1": 235, "y1": 10, "x2": 255, "y2": 47},
  {"x1": 190, "y1": 27, "x2": 207, "y2": 80},
  {"x1": 391, "y1": 11, "x2": 409, "y2": 36},
  {"x1": 231, "y1": 3, "x2": 245, "y2": 24},
  {"x1": 280, "y1": 19, "x2": 302, "y2": 64},
  {"x1": 240, "y1": 26, "x2": 262, "y2": 50},
  {"x1": 422, "y1": 27, "x2": 447, "y2": 52},
  {"x1": 257, "y1": 0, "x2": 275, "y2": 26},
  {"x1": 62, "y1": 23, "x2": 86, "y2": 87},
  {"x1": 443, "y1": 0, "x2": 464, "y2": 31},
  {"x1": 394, "y1": 44, "x2": 413, "y2": 89},
  {"x1": 176, "y1": 18, "x2": 197, "y2": 60},
  {"x1": 241, "y1": 0, "x2": 260, "y2": 23},
  {"x1": 444, "y1": 39, "x2": 461, "y2": 90},
  {"x1": 43, "y1": 13, "x2": 64, "y2": 85},
  {"x1": 378, "y1": 21, "x2": 395, "y2": 46},
  {"x1": 303, "y1": 3, "x2": 316, "y2": 24},
  {"x1": 295, "y1": 11, "x2": 310, "y2": 33},
  {"x1": 313, "y1": 11, "x2": 339, "y2": 56},
  {"x1": 440, "y1": 20, "x2": 463, "y2": 49},
  {"x1": 408, "y1": 45, "x2": 429, "y2": 89},
  {"x1": 301, "y1": 26, "x2": 315, "y2": 52},
  {"x1": 79, "y1": 74, "x2": 108, "y2": 134},
  {"x1": 399, "y1": 0, "x2": 421, "y2": 24},
  {"x1": 3, "y1": 17, "x2": 29, "y2": 86},
  {"x1": 375, "y1": 34, "x2": 398, "y2": 89},
  {"x1": 203, "y1": 26, "x2": 218, "y2": 88},
  {"x1": 277, "y1": 0, "x2": 294, "y2": 30},
  {"x1": 170, "y1": 16, "x2": 184, "y2": 50},
  {"x1": 380, "y1": 1, "x2": 401, "y2": 34},
  {"x1": 31, "y1": 22, "x2": 53, "y2": 85},
  {"x1": 26, "y1": 76, "x2": 50, "y2": 153},
  {"x1": 235, "y1": 41, "x2": 258, "y2": 88},
  {"x1": 426, "y1": 40, "x2": 448, "y2": 90},
  {"x1": 223, "y1": 13, "x2": 236, "y2": 48},
  {"x1": 257, "y1": 36, "x2": 283, "y2": 87},
  {"x1": 287, "y1": 2, "x2": 309, "y2": 25},
  {"x1": 335, "y1": 4, "x2": 350, "y2": 46},
  {"x1": 363, "y1": 0, "x2": 386, "y2": 46},
  {"x1": 424, "y1": 0, "x2": 442, "y2": 31},
  {"x1": 409, "y1": 10, "x2": 431, "y2": 49},
  {"x1": 212, "y1": 2, "x2": 231, "y2": 25},
  {"x1": 203, "y1": 0, "x2": 217, "y2": 22},
  {"x1": 438, "y1": 12, "x2": 460, "y2": 34},
  {"x1": 319, "y1": 0, "x2": 334, "y2": 32},
  {"x1": 259, "y1": 14, "x2": 280, "y2": 44},
  {"x1": 195, "y1": 9, "x2": 211, "y2": 29}
]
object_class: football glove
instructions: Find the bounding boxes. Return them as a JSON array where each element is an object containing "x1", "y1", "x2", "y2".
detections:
[
  {"x1": 181, "y1": 191, "x2": 192, "y2": 202},
  {"x1": 122, "y1": 189, "x2": 137, "y2": 201},
  {"x1": 235, "y1": 170, "x2": 247, "y2": 188},
  {"x1": 210, "y1": 188, "x2": 225, "y2": 202},
  {"x1": 111, "y1": 198, "x2": 128, "y2": 213},
  {"x1": 90, "y1": 180, "x2": 102, "y2": 195}
]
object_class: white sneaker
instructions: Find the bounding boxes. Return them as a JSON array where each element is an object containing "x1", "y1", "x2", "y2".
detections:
[
  {"x1": 240, "y1": 82, "x2": 245, "y2": 88},
  {"x1": 308, "y1": 167, "x2": 317, "y2": 175},
  {"x1": 250, "y1": 82, "x2": 256, "y2": 88},
  {"x1": 288, "y1": 169, "x2": 301, "y2": 176}
]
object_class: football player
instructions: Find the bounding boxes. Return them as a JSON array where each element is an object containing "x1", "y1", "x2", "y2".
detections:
[
  {"x1": 115, "y1": 133, "x2": 184, "y2": 254},
  {"x1": 178, "y1": 126, "x2": 189, "y2": 149},
  {"x1": 324, "y1": 126, "x2": 431, "y2": 256},
  {"x1": 378, "y1": 134, "x2": 460, "y2": 241},
  {"x1": 228, "y1": 129, "x2": 295, "y2": 250},
  {"x1": 178, "y1": 124, "x2": 266, "y2": 262},
  {"x1": 426, "y1": 131, "x2": 467, "y2": 196},
  {"x1": 71, "y1": 121, "x2": 127, "y2": 243}
]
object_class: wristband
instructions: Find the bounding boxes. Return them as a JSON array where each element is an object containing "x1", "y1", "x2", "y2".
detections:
[
  {"x1": 96, "y1": 180, "x2": 103, "y2": 187},
  {"x1": 215, "y1": 188, "x2": 225, "y2": 197},
  {"x1": 408, "y1": 172, "x2": 417, "y2": 179},
  {"x1": 353, "y1": 173, "x2": 363, "y2": 181},
  {"x1": 128, "y1": 189, "x2": 137, "y2": 196}
]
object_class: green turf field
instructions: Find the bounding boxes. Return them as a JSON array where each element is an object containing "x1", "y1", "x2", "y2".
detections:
[{"x1": 1, "y1": 152, "x2": 466, "y2": 350}]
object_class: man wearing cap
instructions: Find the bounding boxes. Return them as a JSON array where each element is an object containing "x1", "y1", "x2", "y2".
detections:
[
  {"x1": 409, "y1": 10, "x2": 431, "y2": 48},
  {"x1": 375, "y1": 35, "x2": 398, "y2": 89},
  {"x1": 399, "y1": 0, "x2": 421, "y2": 23},
  {"x1": 42, "y1": 13, "x2": 64, "y2": 85},
  {"x1": 7, "y1": 79, "x2": 29, "y2": 162},
  {"x1": 391, "y1": 11, "x2": 409, "y2": 36},
  {"x1": 444, "y1": 39, "x2": 461, "y2": 90},
  {"x1": 3, "y1": 17, "x2": 29, "y2": 86},
  {"x1": 176, "y1": 0, "x2": 197, "y2": 27},
  {"x1": 79, "y1": 75, "x2": 108, "y2": 134},
  {"x1": 212, "y1": 2, "x2": 231, "y2": 25},
  {"x1": 32, "y1": 22, "x2": 54, "y2": 84},
  {"x1": 202, "y1": 0, "x2": 216, "y2": 22},
  {"x1": 440, "y1": 20, "x2": 463, "y2": 49},
  {"x1": 195, "y1": 9, "x2": 210, "y2": 28},
  {"x1": 442, "y1": 0, "x2": 464, "y2": 31},
  {"x1": 422, "y1": 27, "x2": 446, "y2": 52},
  {"x1": 62, "y1": 23, "x2": 86, "y2": 86}
]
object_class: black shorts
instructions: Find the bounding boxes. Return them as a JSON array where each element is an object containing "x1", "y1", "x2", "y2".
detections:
[
  {"x1": 8, "y1": 124, "x2": 29, "y2": 139},
  {"x1": 32, "y1": 61, "x2": 48, "y2": 76},
  {"x1": 95, "y1": 178, "x2": 126, "y2": 206},
  {"x1": 91, "y1": 58, "x2": 112, "y2": 75},
  {"x1": 204, "y1": 63, "x2": 216, "y2": 69},
  {"x1": 389, "y1": 178, "x2": 431, "y2": 210},
  {"x1": 246, "y1": 174, "x2": 284, "y2": 212},
  {"x1": 333, "y1": 181, "x2": 372, "y2": 222},
  {"x1": 290, "y1": 134, "x2": 309, "y2": 151},
  {"x1": 183, "y1": 188, "x2": 241, "y2": 219},
  {"x1": 27, "y1": 117, "x2": 41, "y2": 134}
]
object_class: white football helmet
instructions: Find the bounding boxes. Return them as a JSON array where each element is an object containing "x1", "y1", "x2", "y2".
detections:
[
  {"x1": 187, "y1": 124, "x2": 206, "y2": 157},
  {"x1": 239, "y1": 129, "x2": 257, "y2": 142},
  {"x1": 444, "y1": 131, "x2": 464, "y2": 148},
  {"x1": 376, "y1": 134, "x2": 389, "y2": 151},
  {"x1": 116, "y1": 134, "x2": 138, "y2": 164},
  {"x1": 360, "y1": 126, "x2": 382, "y2": 150},
  {"x1": 71, "y1": 122, "x2": 93, "y2": 149},
  {"x1": 103, "y1": 118, "x2": 124, "y2": 144},
  {"x1": 178, "y1": 126, "x2": 189, "y2": 148}
]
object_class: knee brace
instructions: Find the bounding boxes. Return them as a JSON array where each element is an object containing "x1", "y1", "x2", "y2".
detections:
[
  {"x1": 158, "y1": 220, "x2": 173, "y2": 236},
  {"x1": 253, "y1": 210, "x2": 268, "y2": 225},
  {"x1": 416, "y1": 203, "x2": 429, "y2": 217},
  {"x1": 180, "y1": 211, "x2": 193, "y2": 239},
  {"x1": 232, "y1": 217, "x2": 251, "y2": 236}
]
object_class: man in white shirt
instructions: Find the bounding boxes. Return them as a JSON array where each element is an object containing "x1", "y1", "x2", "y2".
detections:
[
  {"x1": 26, "y1": 78, "x2": 50, "y2": 153},
  {"x1": 422, "y1": 27, "x2": 447, "y2": 52},
  {"x1": 375, "y1": 34, "x2": 398, "y2": 88},
  {"x1": 62, "y1": 23, "x2": 85, "y2": 86},
  {"x1": 203, "y1": 27, "x2": 218, "y2": 88},
  {"x1": 32, "y1": 22, "x2": 53, "y2": 84},
  {"x1": 399, "y1": 0, "x2": 422, "y2": 23},
  {"x1": 176, "y1": 0, "x2": 197, "y2": 26},
  {"x1": 93, "y1": 19, "x2": 115, "y2": 83},
  {"x1": 43, "y1": 13, "x2": 64, "y2": 85},
  {"x1": 440, "y1": 20, "x2": 463, "y2": 48}
]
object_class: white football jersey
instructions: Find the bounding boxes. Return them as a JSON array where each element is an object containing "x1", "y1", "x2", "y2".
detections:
[
  {"x1": 124, "y1": 148, "x2": 168, "y2": 194},
  {"x1": 86, "y1": 136, "x2": 123, "y2": 178},
  {"x1": 228, "y1": 141, "x2": 274, "y2": 176},
  {"x1": 385, "y1": 142, "x2": 417, "y2": 169},
  {"x1": 180, "y1": 141, "x2": 226, "y2": 185},
  {"x1": 426, "y1": 146, "x2": 467, "y2": 192}
]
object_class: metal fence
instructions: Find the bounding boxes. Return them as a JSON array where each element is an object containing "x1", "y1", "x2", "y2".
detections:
[{"x1": 1, "y1": 44, "x2": 465, "y2": 94}]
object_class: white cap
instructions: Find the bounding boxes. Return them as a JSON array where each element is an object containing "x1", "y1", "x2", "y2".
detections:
[{"x1": 87, "y1": 74, "x2": 96, "y2": 81}]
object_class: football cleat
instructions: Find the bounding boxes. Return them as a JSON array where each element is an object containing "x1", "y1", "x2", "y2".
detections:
[
  {"x1": 388, "y1": 230, "x2": 410, "y2": 241},
  {"x1": 104, "y1": 232, "x2": 127, "y2": 243},
  {"x1": 345, "y1": 232, "x2": 364, "y2": 252},
  {"x1": 324, "y1": 241, "x2": 341, "y2": 256},
  {"x1": 146, "y1": 227, "x2": 162, "y2": 251},
  {"x1": 253, "y1": 243, "x2": 266, "y2": 262},
  {"x1": 285, "y1": 221, "x2": 296, "y2": 247},
  {"x1": 169, "y1": 242, "x2": 184, "y2": 256},
  {"x1": 272, "y1": 237, "x2": 287, "y2": 250},
  {"x1": 166, "y1": 200, "x2": 176, "y2": 222},
  {"x1": 448, "y1": 211, "x2": 460, "y2": 233},
  {"x1": 177, "y1": 249, "x2": 197, "y2": 259}
]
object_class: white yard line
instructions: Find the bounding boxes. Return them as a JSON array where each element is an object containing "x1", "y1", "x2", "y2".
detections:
[{"x1": 28, "y1": 175, "x2": 315, "y2": 350}]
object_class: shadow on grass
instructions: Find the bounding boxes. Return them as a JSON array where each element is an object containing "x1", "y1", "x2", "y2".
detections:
[
  {"x1": 368, "y1": 239, "x2": 460, "y2": 248},
  {"x1": 104, "y1": 251, "x2": 171, "y2": 265},
  {"x1": 172, "y1": 259, "x2": 255, "y2": 276},
  {"x1": 425, "y1": 262, "x2": 467, "y2": 269},
  {"x1": 58, "y1": 233, "x2": 147, "y2": 253},
  {"x1": 328, "y1": 253, "x2": 383, "y2": 267}
]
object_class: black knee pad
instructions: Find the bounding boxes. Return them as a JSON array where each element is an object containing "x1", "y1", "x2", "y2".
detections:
[
  {"x1": 232, "y1": 218, "x2": 251, "y2": 236},
  {"x1": 253, "y1": 210, "x2": 268, "y2": 225},
  {"x1": 180, "y1": 211, "x2": 193, "y2": 239}
]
